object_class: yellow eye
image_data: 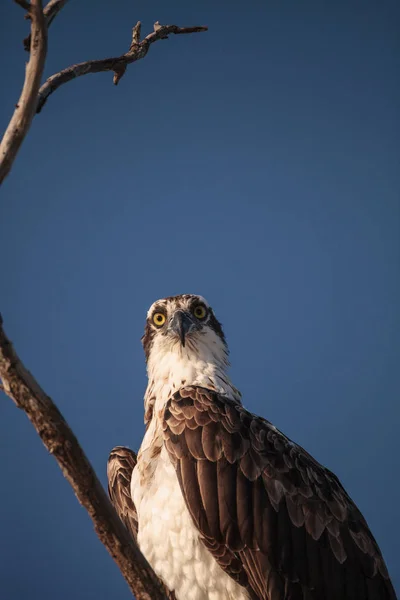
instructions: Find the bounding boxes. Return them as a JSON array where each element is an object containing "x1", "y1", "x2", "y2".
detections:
[
  {"x1": 153, "y1": 312, "x2": 166, "y2": 327},
  {"x1": 193, "y1": 305, "x2": 207, "y2": 320}
]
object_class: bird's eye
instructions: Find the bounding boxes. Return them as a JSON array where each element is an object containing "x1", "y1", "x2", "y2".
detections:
[
  {"x1": 153, "y1": 312, "x2": 166, "y2": 327},
  {"x1": 193, "y1": 305, "x2": 207, "y2": 320}
]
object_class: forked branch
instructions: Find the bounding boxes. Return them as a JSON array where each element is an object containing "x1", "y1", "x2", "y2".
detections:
[
  {"x1": 37, "y1": 22, "x2": 208, "y2": 112},
  {"x1": 23, "y1": 0, "x2": 69, "y2": 50},
  {"x1": 0, "y1": 5, "x2": 206, "y2": 185}
]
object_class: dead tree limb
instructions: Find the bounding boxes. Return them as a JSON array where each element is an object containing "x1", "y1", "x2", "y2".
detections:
[
  {"x1": 0, "y1": 6, "x2": 206, "y2": 184},
  {"x1": 0, "y1": 315, "x2": 168, "y2": 600},
  {"x1": 37, "y1": 22, "x2": 208, "y2": 112},
  {"x1": 0, "y1": 0, "x2": 47, "y2": 185}
]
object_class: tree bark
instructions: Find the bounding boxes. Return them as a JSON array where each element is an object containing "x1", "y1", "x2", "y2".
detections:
[
  {"x1": 0, "y1": 316, "x2": 168, "y2": 600},
  {"x1": 0, "y1": 0, "x2": 47, "y2": 185}
]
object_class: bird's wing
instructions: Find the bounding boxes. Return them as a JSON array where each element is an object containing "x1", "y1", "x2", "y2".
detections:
[
  {"x1": 107, "y1": 446, "x2": 139, "y2": 541},
  {"x1": 162, "y1": 386, "x2": 397, "y2": 600},
  {"x1": 107, "y1": 446, "x2": 178, "y2": 600}
]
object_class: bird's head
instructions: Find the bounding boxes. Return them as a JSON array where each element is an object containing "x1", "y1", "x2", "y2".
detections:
[{"x1": 142, "y1": 294, "x2": 228, "y2": 366}]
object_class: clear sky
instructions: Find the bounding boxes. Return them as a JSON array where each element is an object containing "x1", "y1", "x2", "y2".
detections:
[{"x1": 0, "y1": 1, "x2": 399, "y2": 598}]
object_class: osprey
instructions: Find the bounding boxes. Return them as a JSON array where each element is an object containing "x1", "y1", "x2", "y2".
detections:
[{"x1": 108, "y1": 294, "x2": 396, "y2": 600}]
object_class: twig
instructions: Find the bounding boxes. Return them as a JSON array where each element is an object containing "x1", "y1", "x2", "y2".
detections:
[
  {"x1": 39, "y1": 0, "x2": 68, "y2": 25},
  {"x1": 24, "y1": 0, "x2": 69, "y2": 51},
  {"x1": 14, "y1": 0, "x2": 31, "y2": 10},
  {"x1": 131, "y1": 21, "x2": 141, "y2": 47},
  {"x1": 37, "y1": 22, "x2": 208, "y2": 112},
  {"x1": 0, "y1": 0, "x2": 47, "y2": 185},
  {"x1": 0, "y1": 316, "x2": 168, "y2": 600}
]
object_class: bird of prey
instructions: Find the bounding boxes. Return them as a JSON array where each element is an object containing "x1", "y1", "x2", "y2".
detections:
[{"x1": 108, "y1": 294, "x2": 396, "y2": 600}]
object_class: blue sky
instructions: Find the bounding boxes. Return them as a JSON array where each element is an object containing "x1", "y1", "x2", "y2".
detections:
[{"x1": 0, "y1": 1, "x2": 399, "y2": 598}]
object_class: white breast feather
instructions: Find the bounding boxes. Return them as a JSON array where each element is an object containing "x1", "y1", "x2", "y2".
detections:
[
  {"x1": 131, "y1": 447, "x2": 249, "y2": 600},
  {"x1": 132, "y1": 337, "x2": 248, "y2": 600}
]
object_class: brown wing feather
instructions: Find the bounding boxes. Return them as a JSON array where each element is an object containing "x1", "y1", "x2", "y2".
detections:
[
  {"x1": 162, "y1": 387, "x2": 397, "y2": 600},
  {"x1": 107, "y1": 446, "x2": 178, "y2": 600},
  {"x1": 107, "y1": 446, "x2": 139, "y2": 541}
]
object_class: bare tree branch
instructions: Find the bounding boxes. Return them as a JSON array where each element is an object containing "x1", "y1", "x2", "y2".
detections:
[
  {"x1": 24, "y1": 0, "x2": 69, "y2": 51},
  {"x1": 40, "y1": 0, "x2": 68, "y2": 25},
  {"x1": 14, "y1": 0, "x2": 31, "y2": 10},
  {"x1": 0, "y1": 314, "x2": 168, "y2": 600},
  {"x1": 131, "y1": 21, "x2": 141, "y2": 47},
  {"x1": 0, "y1": 0, "x2": 47, "y2": 185},
  {"x1": 37, "y1": 22, "x2": 208, "y2": 112}
]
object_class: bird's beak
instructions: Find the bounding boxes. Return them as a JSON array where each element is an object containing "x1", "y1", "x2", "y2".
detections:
[{"x1": 168, "y1": 310, "x2": 195, "y2": 347}]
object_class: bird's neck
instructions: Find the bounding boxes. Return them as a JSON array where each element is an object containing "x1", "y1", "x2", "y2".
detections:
[{"x1": 144, "y1": 344, "x2": 240, "y2": 423}]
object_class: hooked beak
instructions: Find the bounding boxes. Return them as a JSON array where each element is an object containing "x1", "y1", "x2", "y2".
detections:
[{"x1": 169, "y1": 310, "x2": 195, "y2": 347}]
